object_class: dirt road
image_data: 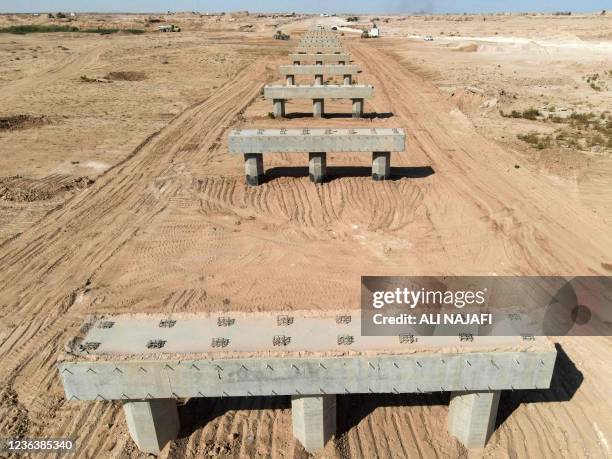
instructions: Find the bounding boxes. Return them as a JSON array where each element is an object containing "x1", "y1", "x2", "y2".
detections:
[{"x1": 0, "y1": 33, "x2": 610, "y2": 457}]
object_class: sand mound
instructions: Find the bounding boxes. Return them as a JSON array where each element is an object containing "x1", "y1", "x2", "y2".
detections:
[
  {"x1": 0, "y1": 175, "x2": 93, "y2": 202},
  {"x1": 453, "y1": 43, "x2": 479, "y2": 52}
]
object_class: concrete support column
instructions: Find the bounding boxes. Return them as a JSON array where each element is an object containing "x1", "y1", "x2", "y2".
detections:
[
  {"x1": 308, "y1": 152, "x2": 327, "y2": 183},
  {"x1": 273, "y1": 99, "x2": 285, "y2": 118},
  {"x1": 372, "y1": 152, "x2": 391, "y2": 181},
  {"x1": 315, "y1": 60, "x2": 323, "y2": 65},
  {"x1": 286, "y1": 75, "x2": 295, "y2": 86},
  {"x1": 291, "y1": 395, "x2": 336, "y2": 453},
  {"x1": 293, "y1": 60, "x2": 300, "y2": 65},
  {"x1": 122, "y1": 399, "x2": 179, "y2": 455},
  {"x1": 352, "y1": 98, "x2": 364, "y2": 118},
  {"x1": 339, "y1": 60, "x2": 346, "y2": 65},
  {"x1": 448, "y1": 390, "x2": 501, "y2": 448},
  {"x1": 244, "y1": 153, "x2": 264, "y2": 186},
  {"x1": 343, "y1": 74, "x2": 352, "y2": 85},
  {"x1": 313, "y1": 99, "x2": 325, "y2": 118},
  {"x1": 314, "y1": 74, "x2": 324, "y2": 85}
]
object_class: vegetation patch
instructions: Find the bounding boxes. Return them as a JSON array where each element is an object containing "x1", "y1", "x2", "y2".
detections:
[
  {"x1": 0, "y1": 25, "x2": 144, "y2": 35},
  {"x1": 500, "y1": 107, "x2": 540, "y2": 120},
  {"x1": 584, "y1": 71, "x2": 612, "y2": 91},
  {"x1": 0, "y1": 24, "x2": 79, "y2": 34},
  {"x1": 518, "y1": 132, "x2": 553, "y2": 150},
  {"x1": 105, "y1": 71, "x2": 147, "y2": 81},
  {"x1": 0, "y1": 114, "x2": 48, "y2": 132},
  {"x1": 517, "y1": 112, "x2": 612, "y2": 151}
]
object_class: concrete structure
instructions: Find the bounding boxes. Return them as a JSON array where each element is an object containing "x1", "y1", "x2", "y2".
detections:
[
  {"x1": 228, "y1": 128, "x2": 404, "y2": 184},
  {"x1": 123, "y1": 399, "x2": 180, "y2": 454},
  {"x1": 295, "y1": 47, "x2": 345, "y2": 54},
  {"x1": 309, "y1": 152, "x2": 326, "y2": 183},
  {"x1": 279, "y1": 65, "x2": 360, "y2": 86},
  {"x1": 263, "y1": 85, "x2": 373, "y2": 118},
  {"x1": 449, "y1": 390, "x2": 501, "y2": 448},
  {"x1": 299, "y1": 40, "x2": 341, "y2": 47},
  {"x1": 372, "y1": 152, "x2": 391, "y2": 181},
  {"x1": 58, "y1": 313, "x2": 557, "y2": 454},
  {"x1": 292, "y1": 395, "x2": 336, "y2": 451},
  {"x1": 289, "y1": 53, "x2": 350, "y2": 65}
]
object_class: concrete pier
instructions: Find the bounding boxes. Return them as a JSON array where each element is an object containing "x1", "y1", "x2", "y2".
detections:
[
  {"x1": 309, "y1": 152, "x2": 326, "y2": 183},
  {"x1": 58, "y1": 313, "x2": 556, "y2": 454},
  {"x1": 313, "y1": 99, "x2": 324, "y2": 117},
  {"x1": 352, "y1": 98, "x2": 364, "y2": 117},
  {"x1": 372, "y1": 152, "x2": 391, "y2": 180},
  {"x1": 449, "y1": 391, "x2": 501, "y2": 448},
  {"x1": 123, "y1": 399, "x2": 180, "y2": 454},
  {"x1": 292, "y1": 395, "x2": 336, "y2": 452},
  {"x1": 279, "y1": 65, "x2": 359, "y2": 77},
  {"x1": 264, "y1": 85, "x2": 373, "y2": 118},
  {"x1": 289, "y1": 53, "x2": 350, "y2": 65},
  {"x1": 273, "y1": 99, "x2": 285, "y2": 118},
  {"x1": 286, "y1": 75, "x2": 295, "y2": 86},
  {"x1": 295, "y1": 47, "x2": 344, "y2": 54},
  {"x1": 244, "y1": 153, "x2": 264, "y2": 186},
  {"x1": 344, "y1": 75, "x2": 352, "y2": 85}
]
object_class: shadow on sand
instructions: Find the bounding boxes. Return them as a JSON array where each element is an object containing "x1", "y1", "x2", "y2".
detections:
[{"x1": 263, "y1": 165, "x2": 435, "y2": 183}]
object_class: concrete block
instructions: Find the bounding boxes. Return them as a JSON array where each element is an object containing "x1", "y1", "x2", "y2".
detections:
[
  {"x1": 264, "y1": 85, "x2": 374, "y2": 100},
  {"x1": 352, "y1": 98, "x2": 364, "y2": 118},
  {"x1": 292, "y1": 395, "x2": 336, "y2": 453},
  {"x1": 314, "y1": 74, "x2": 324, "y2": 86},
  {"x1": 309, "y1": 152, "x2": 327, "y2": 183},
  {"x1": 244, "y1": 153, "x2": 264, "y2": 186},
  {"x1": 449, "y1": 390, "x2": 501, "y2": 448},
  {"x1": 123, "y1": 399, "x2": 179, "y2": 454},
  {"x1": 286, "y1": 75, "x2": 295, "y2": 86},
  {"x1": 313, "y1": 99, "x2": 324, "y2": 118},
  {"x1": 372, "y1": 152, "x2": 391, "y2": 180}
]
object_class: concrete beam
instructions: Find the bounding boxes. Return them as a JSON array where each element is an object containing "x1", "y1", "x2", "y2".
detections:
[
  {"x1": 289, "y1": 53, "x2": 350, "y2": 64},
  {"x1": 59, "y1": 349, "x2": 554, "y2": 400},
  {"x1": 292, "y1": 395, "x2": 336, "y2": 452},
  {"x1": 228, "y1": 128, "x2": 405, "y2": 153},
  {"x1": 263, "y1": 85, "x2": 373, "y2": 100},
  {"x1": 123, "y1": 399, "x2": 179, "y2": 454},
  {"x1": 295, "y1": 47, "x2": 345, "y2": 54},
  {"x1": 279, "y1": 65, "x2": 359, "y2": 76},
  {"x1": 449, "y1": 390, "x2": 501, "y2": 448},
  {"x1": 299, "y1": 41, "x2": 341, "y2": 47}
]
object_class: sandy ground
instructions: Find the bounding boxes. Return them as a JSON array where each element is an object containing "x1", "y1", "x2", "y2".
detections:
[{"x1": 0, "y1": 11, "x2": 611, "y2": 458}]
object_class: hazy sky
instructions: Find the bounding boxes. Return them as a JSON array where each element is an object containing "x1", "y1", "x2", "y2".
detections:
[{"x1": 1, "y1": 0, "x2": 609, "y2": 14}]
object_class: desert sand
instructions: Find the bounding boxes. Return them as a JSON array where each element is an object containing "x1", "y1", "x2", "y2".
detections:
[{"x1": 0, "y1": 11, "x2": 611, "y2": 458}]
